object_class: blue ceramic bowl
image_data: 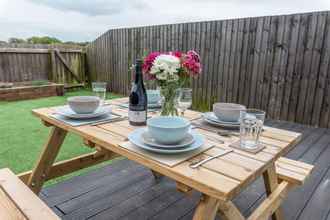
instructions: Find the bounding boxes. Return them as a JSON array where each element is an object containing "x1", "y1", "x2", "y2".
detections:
[
  {"x1": 147, "y1": 116, "x2": 191, "y2": 144},
  {"x1": 146, "y1": 90, "x2": 161, "y2": 104},
  {"x1": 213, "y1": 103, "x2": 246, "y2": 122},
  {"x1": 67, "y1": 96, "x2": 100, "y2": 114}
]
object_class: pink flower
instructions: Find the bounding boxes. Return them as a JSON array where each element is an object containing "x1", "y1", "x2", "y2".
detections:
[
  {"x1": 142, "y1": 52, "x2": 162, "y2": 80},
  {"x1": 169, "y1": 51, "x2": 182, "y2": 58},
  {"x1": 183, "y1": 50, "x2": 202, "y2": 76}
]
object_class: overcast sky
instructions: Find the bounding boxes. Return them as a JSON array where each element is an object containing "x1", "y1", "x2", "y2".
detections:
[{"x1": 0, "y1": 0, "x2": 330, "y2": 42}]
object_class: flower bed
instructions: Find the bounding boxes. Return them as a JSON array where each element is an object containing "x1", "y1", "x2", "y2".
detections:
[{"x1": 0, "y1": 81, "x2": 64, "y2": 101}]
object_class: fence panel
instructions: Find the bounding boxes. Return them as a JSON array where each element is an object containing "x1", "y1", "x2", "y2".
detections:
[
  {"x1": 86, "y1": 11, "x2": 330, "y2": 128},
  {"x1": 0, "y1": 44, "x2": 85, "y2": 85}
]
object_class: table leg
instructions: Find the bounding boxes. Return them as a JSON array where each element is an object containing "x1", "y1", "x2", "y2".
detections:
[
  {"x1": 218, "y1": 200, "x2": 245, "y2": 220},
  {"x1": 263, "y1": 164, "x2": 284, "y2": 220},
  {"x1": 27, "y1": 126, "x2": 67, "y2": 194},
  {"x1": 151, "y1": 170, "x2": 162, "y2": 182},
  {"x1": 193, "y1": 195, "x2": 219, "y2": 220}
]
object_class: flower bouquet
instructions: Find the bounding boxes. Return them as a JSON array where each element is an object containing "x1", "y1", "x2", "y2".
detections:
[{"x1": 142, "y1": 50, "x2": 202, "y2": 116}]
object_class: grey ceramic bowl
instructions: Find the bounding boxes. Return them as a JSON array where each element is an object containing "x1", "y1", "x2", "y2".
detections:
[
  {"x1": 147, "y1": 116, "x2": 191, "y2": 145},
  {"x1": 213, "y1": 103, "x2": 246, "y2": 122},
  {"x1": 146, "y1": 90, "x2": 161, "y2": 104},
  {"x1": 67, "y1": 96, "x2": 100, "y2": 114}
]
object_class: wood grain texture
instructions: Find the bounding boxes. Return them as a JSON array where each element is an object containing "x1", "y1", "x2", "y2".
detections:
[
  {"x1": 192, "y1": 195, "x2": 219, "y2": 220},
  {"x1": 30, "y1": 97, "x2": 302, "y2": 203},
  {"x1": 18, "y1": 150, "x2": 120, "y2": 184},
  {"x1": 0, "y1": 187, "x2": 27, "y2": 220},
  {"x1": 0, "y1": 45, "x2": 85, "y2": 85},
  {"x1": 86, "y1": 11, "x2": 330, "y2": 128},
  {"x1": 263, "y1": 164, "x2": 284, "y2": 220},
  {"x1": 27, "y1": 127, "x2": 67, "y2": 194},
  {"x1": 36, "y1": 121, "x2": 324, "y2": 220},
  {"x1": 247, "y1": 181, "x2": 291, "y2": 220},
  {"x1": 0, "y1": 168, "x2": 60, "y2": 220}
]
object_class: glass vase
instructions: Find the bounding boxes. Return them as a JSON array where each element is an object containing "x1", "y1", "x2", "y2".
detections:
[{"x1": 159, "y1": 84, "x2": 179, "y2": 116}]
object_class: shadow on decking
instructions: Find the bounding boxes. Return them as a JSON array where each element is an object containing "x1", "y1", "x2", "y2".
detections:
[{"x1": 40, "y1": 120, "x2": 330, "y2": 220}]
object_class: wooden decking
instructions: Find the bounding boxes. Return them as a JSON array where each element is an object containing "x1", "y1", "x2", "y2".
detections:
[{"x1": 39, "y1": 120, "x2": 330, "y2": 220}]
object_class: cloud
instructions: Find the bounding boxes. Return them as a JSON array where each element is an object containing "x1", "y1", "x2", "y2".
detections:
[
  {"x1": 28, "y1": 0, "x2": 149, "y2": 16},
  {"x1": 0, "y1": 0, "x2": 330, "y2": 42}
]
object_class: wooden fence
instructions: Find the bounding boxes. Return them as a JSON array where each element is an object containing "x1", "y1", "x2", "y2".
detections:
[
  {"x1": 0, "y1": 44, "x2": 86, "y2": 85},
  {"x1": 86, "y1": 11, "x2": 330, "y2": 128}
]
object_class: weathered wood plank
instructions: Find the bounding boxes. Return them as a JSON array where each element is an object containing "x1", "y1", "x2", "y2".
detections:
[
  {"x1": 232, "y1": 19, "x2": 244, "y2": 104},
  {"x1": 303, "y1": 12, "x2": 327, "y2": 125},
  {"x1": 238, "y1": 18, "x2": 251, "y2": 105},
  {"x1": 228, "y1": 19, "x2": 239, "y2": 104},
  {"x1": 280, "y1": 14, "x2": 301, "y2": 120},
  {"x1": 244, "y1": 17, "x2": 257, "y2": 107},
  {"x1": 223, "y1": 19, "x2": 233, "y2": 103},
  {"x1": 296, "y1": 13, "x2": 317, "y2": 123},
  {"x1": 249, "y1": 17, "x2": 264, "y2": 108},
  {"x1": 268, "y1": 16, "x2": 285, "y2": 119},
  {"x1": 212, "y1": 20, "x2": 223, "y2": 102},
  {"x1": 217, "y1": 20, "x2": 227, "y2": 103},
  {"x1": 320, "y1": 13, "x2": 330, "y2": 127}
]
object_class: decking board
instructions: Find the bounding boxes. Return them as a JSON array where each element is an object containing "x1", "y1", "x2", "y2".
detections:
[
  {"x1": 89, "y1": 178, "x2": 177, "y2": 220},
  {"x1": 40, "y1": 120, "x2": 330, "y2": 220}
]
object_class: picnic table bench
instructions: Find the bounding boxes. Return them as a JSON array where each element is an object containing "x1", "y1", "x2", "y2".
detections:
[
  {"x1": 0, "y1": 168, "x2": 59, "y2": 220},
  {"x1": 7, "y1": 97, "x2": 313, "y2": 220}
]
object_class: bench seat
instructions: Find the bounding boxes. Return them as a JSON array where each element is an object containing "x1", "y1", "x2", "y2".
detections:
[
  {"x1": 248, "y1": 157, "x2": 314, "y2": 220},
  {"x1": 0, "y1": 168, "x2": 60, "y2": 220},
  {"x1": 275, "y1": 157, "x2": 314, "y2": 185}
]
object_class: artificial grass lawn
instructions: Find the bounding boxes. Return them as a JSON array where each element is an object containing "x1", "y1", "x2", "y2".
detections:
[{"x1": 0, "y1": 89, "x2": 121, "y2": 185}]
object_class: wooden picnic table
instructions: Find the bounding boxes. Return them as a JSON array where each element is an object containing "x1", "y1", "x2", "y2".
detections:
[{"x1": 18, "y1": 97, "x2": 313, "y2": 220}]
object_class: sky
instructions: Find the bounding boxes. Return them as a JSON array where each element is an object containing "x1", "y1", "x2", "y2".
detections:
[{"x1": 0, "y1": 0, "x2": 330, "y2": 42}]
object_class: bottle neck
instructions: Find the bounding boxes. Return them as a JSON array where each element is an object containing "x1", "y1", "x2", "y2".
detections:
[{"x1": 134, "y1": 65, "x2": 143, "y2": 84}]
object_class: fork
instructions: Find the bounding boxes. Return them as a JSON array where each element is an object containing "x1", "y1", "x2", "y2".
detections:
[{"x1": 189, "y1": 149, "x2": 233, "y2": 169}]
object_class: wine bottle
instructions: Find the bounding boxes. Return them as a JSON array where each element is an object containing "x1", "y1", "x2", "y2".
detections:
[{"x1": 129, "y1": 59, "x2": 147, "y2": 126}]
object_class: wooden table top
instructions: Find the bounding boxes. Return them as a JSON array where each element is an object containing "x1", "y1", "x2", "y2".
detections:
[{"x1": 32, "y1": 97, "x2": 302, "y2": 201}]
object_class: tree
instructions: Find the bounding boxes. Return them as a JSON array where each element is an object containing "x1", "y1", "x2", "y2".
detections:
[
  {"x1": 6, "y1": 36, "x2": 87, "y2": 46},
  {"x1": 27, "y1": 36, "x2": 62, "y2": 44},
  {"x1": 8, "y1": 38, "x2": 26, "y2": 44},
  {"x1": 64, "y1": 41, "x2": 89, "y2": 46}
]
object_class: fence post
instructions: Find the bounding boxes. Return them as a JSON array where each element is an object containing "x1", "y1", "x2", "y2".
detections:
[{"x1": 49, "y1": 49, "x2": 56, "y2": 82}]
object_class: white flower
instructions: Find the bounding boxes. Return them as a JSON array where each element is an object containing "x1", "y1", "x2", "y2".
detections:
[
  {"x1": 150, "y1": 55, "x2": 180, "y2": 81},
  {"x1": 156, "y1": 72, "x2": 167, "y2": 80}
]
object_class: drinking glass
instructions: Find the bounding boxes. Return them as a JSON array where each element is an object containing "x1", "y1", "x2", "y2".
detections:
[
  {"x1": 175, "y1": 88, "x2": 192, "y2": 116},
  {"x1": 92, "y1": 82, "x2": 107, "y2": 105},
  {"x1": 239, "y1": 109, "x2": 265, "y2": 149}
]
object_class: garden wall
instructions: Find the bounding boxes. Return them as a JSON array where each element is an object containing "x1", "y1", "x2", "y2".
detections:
[{"x1": 0, "y1": 83, "x2": 64, "y2": 101}]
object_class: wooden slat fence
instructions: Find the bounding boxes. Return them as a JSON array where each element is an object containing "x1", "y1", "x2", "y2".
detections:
[
  {"x1": 86, "y1": 11, "x2": 330, "y2": 128},
  {"x1": 0, "y1": 44, "x2": 86, "y2": 85}
]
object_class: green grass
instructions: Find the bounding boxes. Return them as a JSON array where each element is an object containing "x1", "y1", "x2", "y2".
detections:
[{"x1": 0, "y1": 89, "x2": 122, "y2": 185}]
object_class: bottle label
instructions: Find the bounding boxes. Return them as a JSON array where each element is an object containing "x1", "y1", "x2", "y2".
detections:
[{"x1": 129, "y1": 110, "x2": 146, "y2": 123}]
